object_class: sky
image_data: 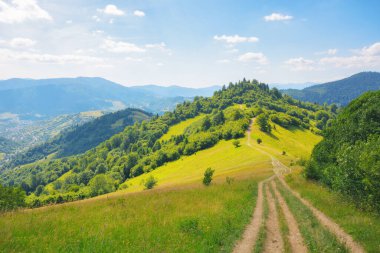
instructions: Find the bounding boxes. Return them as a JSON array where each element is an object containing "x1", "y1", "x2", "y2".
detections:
[{"x1": 0, "y1": 0, "x2": 379, "y2": 88}]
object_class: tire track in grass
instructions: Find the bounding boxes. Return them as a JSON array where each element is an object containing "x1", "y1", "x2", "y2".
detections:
[
  {"x1": 271, "y1": 180, "x2": 307, "y2": 253},
  {"x1": 277, "y1": 176, "x2": 365, "y2": 253},
  {"x1": 232, "y1": 181, "x2": 264, "y2": 253},
  {"x1": 263, "y1": 182, "x2": 283, "y2": 252}
]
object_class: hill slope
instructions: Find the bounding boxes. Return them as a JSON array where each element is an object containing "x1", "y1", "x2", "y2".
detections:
[
  {"x1": 4, "y1": 109, "x2": 151, "y2": 169},
  {"x1": 306, "y1": 90, "x2": 380, "y2": 211},
  {"x1": 282, "y1": 72, "x2": 380, "y2": 105}
]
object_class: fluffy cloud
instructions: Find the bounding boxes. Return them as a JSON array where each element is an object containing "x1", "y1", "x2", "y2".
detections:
[
  {"x1": 102, "y1": 38, "x2": 146, "y2": 53},
  {"x1": 213, "y1": 35, "x2": 259, "y2": 44},
  {"x1": 320, "y1": 42, "x2": 380, "y2": 68},
  {"x1": 264, "y1": 13, "x2": 293, "y2": 22},
  {"x1": 133, "y1": 10, "x2": 145, "y2": 17},
  {"x1": 285, "y1": 57, "x2": 315, "y2": 71},
  {"x1": 0, "y1": 48, "x2": 102, "y2": 64},
  {"x1": 238, "y1": 52, "x2": 268, "y2": 65},
  {"x1": 0, "y1": 37, "x2": 36, "y2": 48},
  {"x1": 10, "y1": 37, "x2": 36, "y2": 48},
  {"x1": 0, "y1": 0, "x2": 52, "y2": 23},
  {"x1": 98, "y1": 4, "x2": 124, "y2": 16}
]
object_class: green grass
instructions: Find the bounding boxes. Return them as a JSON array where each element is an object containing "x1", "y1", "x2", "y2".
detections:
[
  {"x1": 286, "y1": 169, "x2": 380, "y2": 253},
  {"x1": 0, "y1": 177, "x2": 266, "y2": 253},
  {"x1": 119, "y1": 138, "x2": 273, "y2": 193},
  {"x1": 275, "y1": 178, "x2": 348, "y2": 253},
  {"x1": 250, "y1": 122, "x2": 322, "y2": 166},
  {"x1": 160, "y1": 114, "x2": 205, "y2": 141}
]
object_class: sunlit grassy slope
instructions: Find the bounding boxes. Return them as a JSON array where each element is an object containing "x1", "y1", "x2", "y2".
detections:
[
  {"x1": 120, "y1": 138, "x2": 272, "y2": 192},
  {"x1": 159, "y1": 114, "x2": 205, "y2": 141},
  {"x1": 249, "y1": 121, "x2": 322, "y2": 165}
]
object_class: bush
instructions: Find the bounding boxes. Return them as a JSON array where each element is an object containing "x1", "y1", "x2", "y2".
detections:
[
  {"x1": 203, "y1": 168, "x2": 215, "y2": 186},
  {"x1": 257, "y1": 138, "x2": 262, "y2": 144},
  {"x1": 0, "y1": 185, "x2": 26, "y2": 211},
  {"x1": 144, "y1": 176, "x2": 157, "y2": 190},
  {"x1": 226, "y1": 177, "x2": 235, "y2": 185},
  {"x1": 232, "y1": 140, "x2": 240, "y2": 148}
]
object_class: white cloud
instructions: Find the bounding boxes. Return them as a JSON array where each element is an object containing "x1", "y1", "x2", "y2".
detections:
[
  {"x1": 217, "y1": 59, "x2": 230, "y2": 64},
  {"x1": 0, "y1": 0, "x2": 52, "y2": 23},
  {"x1": 238, "y1": 52, "x2": 268, "y2": 65},
  {"x1": 0, "y1": 48, "x2": 102, "y2": 64},
  {"x1": 327, "y1": 49, "x2": 338, "y2": 55},
  {"x1": 133, "y1": 10, "x2": 145, "y2": 17},
  {"x1": 92, "y1": 15, "x2": 101, "y2": 22},
  {"x1": 98, "y1": 4, "x2": 124, "y2": 16},
  {"x1": 285, "y1": 57, "x2": 315, "y2": 71},
  {"x1": 10, "y1": 37, "x2": 36, "y2": 48},
  {"x1": 125, "y1": 57, "x2": 144, "y2": 62},
  {"x1": 319, "y1": 42, "x2": 380, "y2": 68},
  {"x1": 213, "y1": 35, "x2": 259, "y2": 44},
  {"x1": 0, "y1": 37, "x2": 36, "y2": 48},
  {"x1": 102, "y1": 38, "x2": 146, "y2": 53},
  {"x1": 360, "y1": 42, "x2": 380, "y2": 56},
  {"x1": 264, "y1": 13, "x2": 293, "y2": 22}
]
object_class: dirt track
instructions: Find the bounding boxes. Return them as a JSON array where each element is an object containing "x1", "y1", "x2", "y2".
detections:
[{"x1": 232, "y1": 119, "x2": 365, "y2": 253}]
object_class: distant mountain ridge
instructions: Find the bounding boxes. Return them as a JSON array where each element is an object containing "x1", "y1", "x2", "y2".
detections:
[
  {"x1": 0, "y1": 77, "x2": 219, "y2": 120},
  {"x1": 4, "y1": 108, "x2": 151, "y2": 168},
  {"x1": 282, "y1": 72, "x2": 380, "y2": 106}
]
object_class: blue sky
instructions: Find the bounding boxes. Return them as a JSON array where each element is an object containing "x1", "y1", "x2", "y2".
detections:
[{"x1": 0, "y1": 0, "x2": 379, "y2": 87}]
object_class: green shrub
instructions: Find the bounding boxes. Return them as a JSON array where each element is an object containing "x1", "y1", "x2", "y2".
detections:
[
  {"x1": 203, "y1": 168, "x2": 215, "y2": 186},
  {"x1": 144, "y1": 176, "x2": 157, "y2": 190}
]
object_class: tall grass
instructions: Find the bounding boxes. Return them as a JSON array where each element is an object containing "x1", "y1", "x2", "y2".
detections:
[{"x1": 0, "y1": 177, "x2": 268, "y2": 253}]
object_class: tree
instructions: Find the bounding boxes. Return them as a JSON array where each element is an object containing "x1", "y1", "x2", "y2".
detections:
[
  {"x1": 88, "y1": 174, "x2": 114, "y2": 196},
  {"x1": 35, "y1": 185, "x2": 44, "y2": 196},
  {"x1": 144, "y1": 176, "x2": 157, "y2": 189},
  {"x1": 256, "y1": 114, "x2": 271, "y2": 133},
  {"x1": 232, "y1": 140, "x2": 241, "y2": 148},
  {"x1": 0, "y1": 185, "x2": 25, "y2": 211},
  {"x1": 201, "y1": 116, "x2": 211, "y2": 131},
  {"x1": 257, "y1": 138, "x2": 262, "y2": 144},
  {"x1": 203, "y1": 168, "x2": 215, "y2": 186}
]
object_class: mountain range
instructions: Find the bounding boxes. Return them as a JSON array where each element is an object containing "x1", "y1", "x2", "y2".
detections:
[
  {"x1": 282, "y1": 72, "x2": 380, "y2": 106},
  {"x1": 0, "y1": 77, "x2": 220, "y2": 121}
]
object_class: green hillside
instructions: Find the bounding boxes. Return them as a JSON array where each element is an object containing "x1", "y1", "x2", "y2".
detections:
[
  {"x1": 306, "y1": 90, "x2": 380, "y2": 212},
  {"x1": 4, "y1": 109, "x2": 151, "y2": 169}
]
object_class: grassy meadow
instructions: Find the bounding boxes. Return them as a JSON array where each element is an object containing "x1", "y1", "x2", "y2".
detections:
[
  {"x1": 0, "y1": 176, "x2": 271, "y2": 253},
  {"x1": 286, "y1": 169, "x2": 380, "y2": 252}
]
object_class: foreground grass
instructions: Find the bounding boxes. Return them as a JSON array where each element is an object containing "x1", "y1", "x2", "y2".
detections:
[
  {"x1": 0, "y1": 177, "x2": 269, "y2": 253},
  {"x1": 286, "y1": 169, "x2": 380, "y2": 253},
  {"x1": 275, "y1": 179, "x2": 348, "y2": 253}
]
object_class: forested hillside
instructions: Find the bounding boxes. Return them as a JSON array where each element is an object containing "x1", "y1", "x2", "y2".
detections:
[
  {"x1": 0, "y1": 137, "x2": 19, "y2": 154},
  {"x1": 3, "y1": 109, "x2": 151, "y2": 169},
  {"x1": 282, "y1": 72, "x2": 380, "y2": 106},
  {"x1": 306, "y1": 91, "x2": 380, "y2": 211},
  {"x1": 0, "y1": 80, "x2": 335, "y2": 207}
]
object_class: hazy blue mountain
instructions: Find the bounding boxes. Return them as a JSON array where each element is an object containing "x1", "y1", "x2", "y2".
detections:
[
  {"x1": 269, "y1": 82, "x2": 316, "y2": 90},
  {"x1": 0, "y1": 77, "x2": 217, "y2": 120},
  {"x1": 5, "y1": 108, "x2": 151, "y2": 168},
  {"x1": 129, "y1": 85, "x2": 221, "y2": 98},
  {"x1": 282, "y1": 72, "x2": 380, "y2": 105}
]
